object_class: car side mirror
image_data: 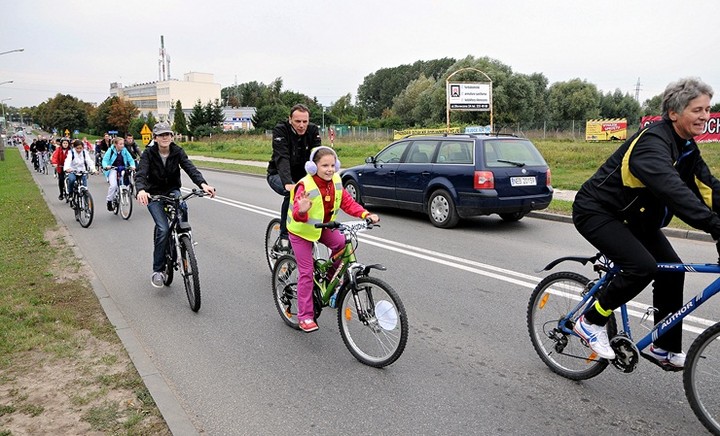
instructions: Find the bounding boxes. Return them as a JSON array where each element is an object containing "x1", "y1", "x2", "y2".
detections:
[{"x1": 365, "y1": 156, "x2": 375, "y2": 165}]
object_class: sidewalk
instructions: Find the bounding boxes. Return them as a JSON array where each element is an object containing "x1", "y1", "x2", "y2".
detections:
[{"x1": 188, "y1": 155, "x2": 266, "y2": 168}]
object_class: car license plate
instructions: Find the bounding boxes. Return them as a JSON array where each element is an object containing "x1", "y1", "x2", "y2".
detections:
[{"x1": 510, "y1": 176, "x2": 536, "y2": 187}]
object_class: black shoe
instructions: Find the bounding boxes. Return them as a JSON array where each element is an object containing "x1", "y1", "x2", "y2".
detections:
[
  {"x1": 107, "y1": 201, "x2": 113, "y2": 212},
  {"x1": 58, "y1": 194, "x2": 63, "y2": 200}
]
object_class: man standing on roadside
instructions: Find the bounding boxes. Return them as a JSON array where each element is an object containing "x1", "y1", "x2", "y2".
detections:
[{"x1": 266, "y1": 104, "x2": 321, "y2": 248}]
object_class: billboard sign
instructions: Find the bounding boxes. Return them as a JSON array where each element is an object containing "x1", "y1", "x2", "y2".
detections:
[
  {"x1": 641, "y1": 114, "x2": 720, "y2": 143},
  {"x1": 447, "y1": 82, "x2": 491, "y2": 111},
  {"x1": 585, "y1": 119, "x2": 627, "y2": 141}
]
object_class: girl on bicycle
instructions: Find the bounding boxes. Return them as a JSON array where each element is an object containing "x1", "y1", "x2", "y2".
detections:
[
  {"x1": 287, "y1": 146, "x2": 379, "y2": 332},
  {"x1": 63, "y1": 139, "x2": 96, "y2": 197},
  {"x1": 50, "y1": 138, "x2": 71, "y2": 200},
  {"x1": 102, "y1": 136, "x2": 136, "y2": 212}
]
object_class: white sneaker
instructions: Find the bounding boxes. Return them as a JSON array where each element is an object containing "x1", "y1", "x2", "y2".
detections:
[
  {"x1": 573, "y1": 315, "x2": 616, "y2": 359},
  {"x1": 151, "y1": 272, "x2": 165, "y2": 288},
  {"x1": 648, "y1": 345, "x2": 685, "y2": 368}
]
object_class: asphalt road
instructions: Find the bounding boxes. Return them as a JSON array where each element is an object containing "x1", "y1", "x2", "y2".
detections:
[{"x1": 22, "y1": 146, "x2": 719, "y2": 435}]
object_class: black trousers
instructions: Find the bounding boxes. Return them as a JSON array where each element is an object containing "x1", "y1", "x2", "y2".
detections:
[
  {"x1": 573, "y1": 211, "x2": 684, "y2": 352},
  {"x1": 57, "y1": 171, "x2": 66, "y2": 196}
]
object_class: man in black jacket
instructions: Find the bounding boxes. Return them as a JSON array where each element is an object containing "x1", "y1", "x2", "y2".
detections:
[
  {"x1": 572, "y1": 77, "x2": 720, "y2": 366},
  {"x1": 135, "y1": 122, "x2": 216, "y2": 288},
  {"x1": 266, "y1": 104, "x2": 322, "y2": 245}
]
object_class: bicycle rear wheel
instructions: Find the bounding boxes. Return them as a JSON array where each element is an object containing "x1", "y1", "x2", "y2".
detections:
[
  {"x1": 178, "y1": 234, "x2": 201, "y2": 312},
  {"x1": 78, "y1": 190, "x2": 94, "y2": 228},
  {"x1": 271, "y1": 255, "x2": 300, "y2": 329},
  {"x1": 337, "y1": 276, "x2": 408, "y2": 367},
  {"x1": 527, "y1": 271, "x2": 615, "y2": 380},
  {"x1": 119, "y1": 188, "x2": 133, "y2": 220},
  {"x1": 684, "y1": 321, "x2": 720, "y2": 435}
]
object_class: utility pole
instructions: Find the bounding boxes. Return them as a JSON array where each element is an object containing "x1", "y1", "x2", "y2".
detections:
[{"x1": 634, "y1": 77, "x2": 641, "y2": 102}]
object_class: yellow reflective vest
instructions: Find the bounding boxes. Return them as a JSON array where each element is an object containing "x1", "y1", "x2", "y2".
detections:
[{"x1": 287, "y1": 173, "x2": 343, "y2": 241}]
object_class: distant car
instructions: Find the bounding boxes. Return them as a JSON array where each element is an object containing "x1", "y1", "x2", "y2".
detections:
[{"x1": 341, "y1": 133, "x2": 553, "y2": 228}]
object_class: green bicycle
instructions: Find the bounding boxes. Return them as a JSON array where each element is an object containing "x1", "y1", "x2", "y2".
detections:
[{"x1": 271, "y1": 219, "x2": 408, "y2": 367}]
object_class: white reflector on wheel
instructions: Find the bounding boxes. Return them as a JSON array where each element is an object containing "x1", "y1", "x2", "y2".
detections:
[{"x1": 375, "y1": 300, "x2": 397, "y2": 330}]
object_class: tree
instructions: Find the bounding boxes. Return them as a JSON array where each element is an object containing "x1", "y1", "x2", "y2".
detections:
[
  {"x1": 107, "y1": 98, "x2": 139, "y2": 135},
  {"x1": 205, "y1": 99, "x2": 225, "y2": 127},
  {"x1": 328, "y1": 93, "x2": 356, "y2": 125},
  {"x1": 90, "y1": 97, "x2": 116, "y2": 135},
  {"x1": 188, "y1": 99, "x2": 206, "y2": 134},
  {"x1": 36, "y1": 94, "x2": 90, "y2": 134},
  {"x1": 252, "y1": 104, "x2": 288, "y2": 131},
  {"x1": 146, "y1": 112, "x2": 158, "y2": 129},
  {"x1": 643, "y1": 94, "x2": 662, "y2": 115},
  {"x1": 392, "y1": 75, "x2": 435, "y2": 126},
  {"x1": 173, "y1": 100, "x2": 189, "y2": 135},
  {"x1": 548, "y1": 79, "x2": 601, "y2": 122},
  {"x1": 599, "y1": 89, "x2": 641, "y2": 124}
]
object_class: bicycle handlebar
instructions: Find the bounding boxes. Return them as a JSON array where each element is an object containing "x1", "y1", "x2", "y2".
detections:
[
  {"x1": 149, "y1": 189, "x2": 207, "y2": 203},
  {"x1": 315, "y1": 217, "x2": 377, "y2": 231}
]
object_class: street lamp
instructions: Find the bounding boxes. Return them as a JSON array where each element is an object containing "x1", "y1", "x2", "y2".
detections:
[
  {"x1": 0, "y1": 48, "x2": 24, "y2": 56},
  {"x1": 1, "y1": 97, "x2": 11, "y2": 132}
]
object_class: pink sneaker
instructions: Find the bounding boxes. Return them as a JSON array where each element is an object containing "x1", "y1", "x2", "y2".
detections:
[{"x1": 299, "y1": 319, "x2": 318, "y2": 333}]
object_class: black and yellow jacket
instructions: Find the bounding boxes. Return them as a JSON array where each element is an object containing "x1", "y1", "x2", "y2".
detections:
[{"x1": 573, "y1": 118, "x2": 720, "y2": 238}]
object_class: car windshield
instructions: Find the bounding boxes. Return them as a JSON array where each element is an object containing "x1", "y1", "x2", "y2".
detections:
[{"x1": 484, "y1": 139, "x2": 547, "y2": 167}]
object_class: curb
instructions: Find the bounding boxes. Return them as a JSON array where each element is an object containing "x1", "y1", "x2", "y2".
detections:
[
  {"x1": 528, "y1": 211, "x2": 713, "y2": 242},
  {"x1": 24, "y1": 149, "x2": 200, "y2": 436}
]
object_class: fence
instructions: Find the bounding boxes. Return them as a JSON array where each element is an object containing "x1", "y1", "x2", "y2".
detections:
[{"x1": 259, "y1": 120, "x2": 642, "y2": 142}]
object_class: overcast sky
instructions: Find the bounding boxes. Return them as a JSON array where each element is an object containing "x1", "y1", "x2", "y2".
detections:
[{"x1": 1, "y1": 0, "x2": 718, "y2": 110}]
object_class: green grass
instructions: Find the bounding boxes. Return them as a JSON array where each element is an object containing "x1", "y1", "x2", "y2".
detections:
[{"x1": 0, "y1": 150, "x2": 169, "y2": 435}]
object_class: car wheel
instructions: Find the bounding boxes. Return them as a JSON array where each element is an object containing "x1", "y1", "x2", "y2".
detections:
[
  {"x1": 428, "y1": 189, "x2": 459, "y2": 228},
  {"x1": 500, "y1": 212, "x2": 525, "y2": 222},
  {"x1": 344, "y1": 179, "x2": 362, "y2": 205}
]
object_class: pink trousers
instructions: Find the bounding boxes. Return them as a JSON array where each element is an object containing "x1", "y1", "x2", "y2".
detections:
[{"x1": 289, "y1": 229, "x2": 346, "y2": 322}]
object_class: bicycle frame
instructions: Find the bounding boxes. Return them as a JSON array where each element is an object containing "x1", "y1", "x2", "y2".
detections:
[
  {"x1": 311, "y1": 220, "x2": 385, "y2": 307},
  {"x1": 554, "y1": 256, "x2": 720, "y2": 352}
]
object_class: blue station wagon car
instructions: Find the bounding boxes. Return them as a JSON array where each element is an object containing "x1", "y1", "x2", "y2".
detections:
[{"x1": 341, "y1": 134, "x2": 553, "y2": 228}]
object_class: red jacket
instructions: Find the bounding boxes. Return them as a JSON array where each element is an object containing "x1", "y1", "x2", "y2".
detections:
[{"x1": 51, "y1": 147, "x2": 70, "y2": 174}]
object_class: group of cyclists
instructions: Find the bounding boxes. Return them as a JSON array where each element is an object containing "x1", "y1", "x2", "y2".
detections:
[{"x1": 15, "y1": 77, "x2": 720, "y2": 431}]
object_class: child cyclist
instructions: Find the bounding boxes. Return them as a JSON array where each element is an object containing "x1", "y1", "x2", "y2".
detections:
[
  {"x1": 102, "y1": 136, "x2": 136, "y2": 212},
  {"x1": 287, "y1": 146, "x2": 379, "y2": 332}
]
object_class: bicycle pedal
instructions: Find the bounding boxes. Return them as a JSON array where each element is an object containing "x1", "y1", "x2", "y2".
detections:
[{"x1": 639, "y1": 352, "x2": 684, "y2": 372}]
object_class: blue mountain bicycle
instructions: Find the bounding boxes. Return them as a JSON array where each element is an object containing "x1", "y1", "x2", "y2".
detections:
[{"x1": 526, "y1": 246, "x2": 720, "y2": 435}]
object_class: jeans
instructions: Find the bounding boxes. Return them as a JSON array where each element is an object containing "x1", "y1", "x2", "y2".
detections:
[
  {"x1": 147, "y1": 189, "x2": 181, "y2": 272},
  {"x1": 66, "y1": 173, "x2": 87, "y2": 196},
  {"x1": 267, "y1": 173, "x2": 290, "y2": 237}
]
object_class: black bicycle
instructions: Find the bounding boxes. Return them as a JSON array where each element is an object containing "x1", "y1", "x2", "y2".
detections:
[
  {"x1": 67, "y1": 171, "x2": 94, "y2": 228},
  {"x1": 150, "y1": 190, "x2": 206, "y2": 312}
]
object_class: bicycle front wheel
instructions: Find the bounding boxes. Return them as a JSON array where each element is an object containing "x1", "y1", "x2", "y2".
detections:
[
  {"x1": 163, "y1": 235, "x2": 176, "y2": 286},
  {"x1": 337, "y1": 276, "x2": 408, "y2": 368},
  {"x1": 684, "y1": 321, "x2": 720, "y2": 435},
  {"x1": 527, "y1": 271, "x2": 614, "y2": 380},
  {"x1": 271, "y1": 255, "x2": 300, "y2": 329},
  {"x1": 119, "y1": 188, "x2": 133, "y2": 220},
  {"x1": 78, "y1": 190, "x2": 94, "y2": 228},
  {"x1": 178, "y1": 234, "x2": 201, "y2": 312}
]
